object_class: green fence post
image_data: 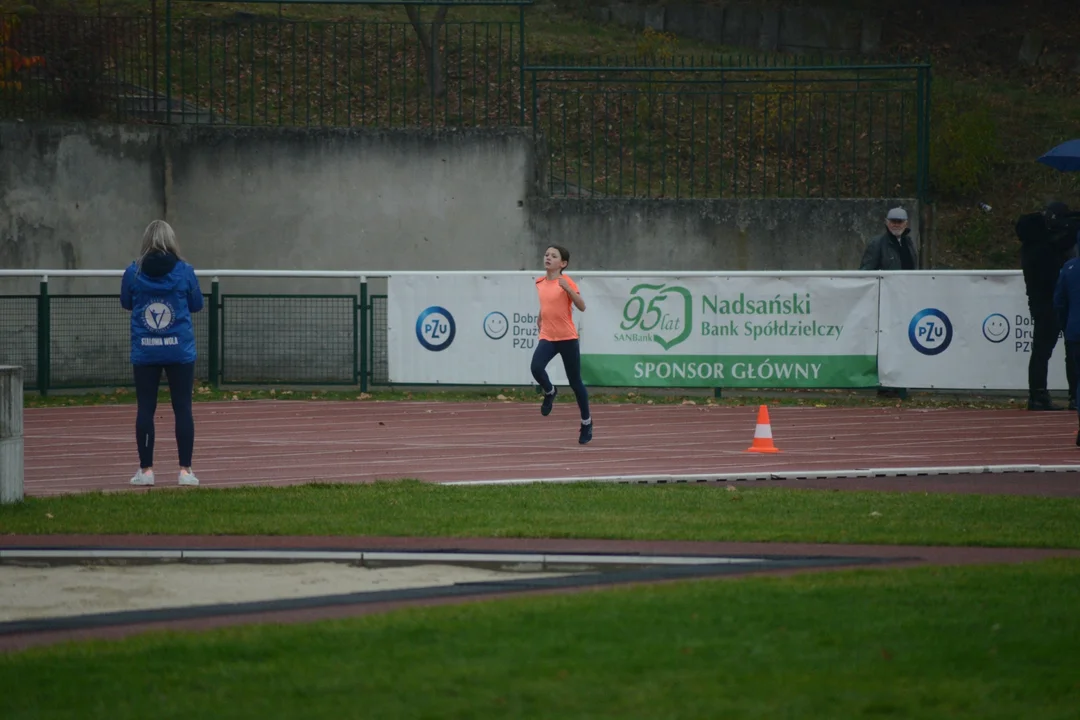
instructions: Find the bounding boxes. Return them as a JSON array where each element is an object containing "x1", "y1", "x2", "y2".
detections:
[
  {"x1": 530, "y1": 68, "x2": 537, "y2": 137},
  {"x1": 208, "y1": 278, "x2": 220, "y2": 389},
  {"x1": 164, "y1": 0, "x2": 172, "y2": 122},
  {"x1": 915, "y1": 64, "x2": 931, "y2": 203},
  {"x1": 151, "y1": 0, "x2": 159, "y2": 119},
  {"x1": 518, "y1": 4, "x2": 526, "y2": 126},
  {"x1": 921, "y1": 64, "x2": 932, "y2": 204},
  {"x1": 36, "y1": 277, "x2": 50, "y2": 397},
  {"x1": 359, "y1": 277, "x2": 368, "y2": 393}
]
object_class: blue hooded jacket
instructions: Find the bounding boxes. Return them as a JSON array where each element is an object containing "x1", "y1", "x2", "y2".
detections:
[
  {"x1": 1053, "y1": 231, "x2": 1080, "y2": 343},
  {"x1": 120, "y1": 251, "x2": 204, "y2": 366}
]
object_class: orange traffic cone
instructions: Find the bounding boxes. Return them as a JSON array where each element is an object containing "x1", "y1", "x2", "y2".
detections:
[{"x1": 746, "y1": 404, "x2": 780, "y2": 453}]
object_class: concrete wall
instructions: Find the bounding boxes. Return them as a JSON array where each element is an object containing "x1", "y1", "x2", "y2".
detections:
[
  {"x1": 1, "y1": 121, "x2": 917, "y2": 388},
  {"x1": 0, "y1": 123, "x2": 542, "y2": 295},
  {"x1": 0, "y1": 124, "x2": 166, "y2": 290},
  {"x1": 527, "y1": 198, "x2": 914, "y2": 271},
  {"x1": 167, "y1": 126, "x2": 542, "y2": 284},
  {"x1": 1, "y1": 122, "x2": 917, "y2": 282}
]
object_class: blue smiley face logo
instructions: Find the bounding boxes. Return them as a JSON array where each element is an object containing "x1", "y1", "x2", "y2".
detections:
[
  {"x1": 483, "y1": 311, "x2": 508, "y2": 340},
  {"x1": 982, "y1": 313, "x2": 1010, "y2": 343}
]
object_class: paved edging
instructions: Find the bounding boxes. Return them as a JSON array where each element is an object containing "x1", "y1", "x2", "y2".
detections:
[
  {"x1": 441, "y1": 464, "x2": 1080, "y2": 486},
  {"x1": 6, "y1": 534, "x2": 1080, "y2": 562},
  {"x1": 0, "y1": 547, "x2": 764, "y2": 570}
]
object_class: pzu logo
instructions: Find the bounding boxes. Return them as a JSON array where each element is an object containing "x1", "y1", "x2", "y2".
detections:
[
  {"x1": 908, "y1": 308, "x2": 953, "y2": 356},
  {"x1": 415, "y1": 306, "x2": 456, "y2": 351}
]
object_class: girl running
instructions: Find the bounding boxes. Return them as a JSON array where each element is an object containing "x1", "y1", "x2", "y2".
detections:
[{"x1": 531, "y1": 245, "x2": 592, "y2": 444}]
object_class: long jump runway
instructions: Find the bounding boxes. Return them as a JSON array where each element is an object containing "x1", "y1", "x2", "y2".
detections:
[{"x1": 21, "y1": 400, "x2": 1080, "y2": 496}]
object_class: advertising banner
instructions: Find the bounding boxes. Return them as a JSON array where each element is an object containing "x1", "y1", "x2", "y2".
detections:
[
  {"x1": 578, "y1": 276, "x2": 880, "y2": 387},
  {"x1": 877, "y1": 273, "x2": 1070, "y2": 390},
  {"x1": 387, "y1": 274, "x2": 569, "y2": 385}
]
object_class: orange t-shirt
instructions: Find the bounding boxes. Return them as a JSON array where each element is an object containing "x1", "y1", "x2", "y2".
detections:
[{"x1": 536, "y1": 274, "x2": 579, "y2": 342}]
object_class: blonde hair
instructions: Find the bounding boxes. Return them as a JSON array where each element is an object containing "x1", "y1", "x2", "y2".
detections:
[{"x1": 138, "y1": 220, "x2": 182, "y2": 268}]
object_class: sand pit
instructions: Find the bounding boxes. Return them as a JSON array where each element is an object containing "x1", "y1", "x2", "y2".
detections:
[{"x1": 0, "y1": 562, "x2": 576, "y2": 622}]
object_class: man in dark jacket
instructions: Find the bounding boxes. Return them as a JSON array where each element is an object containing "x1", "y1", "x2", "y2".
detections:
[
  {"x1": 1053, "y1": 232, "x2": 1080, "y2": 444},
  {"x1": 861, "y1": 207, "x2": 918, "y2": 400},
  {"x1": 1018, "y1": 201, "x2": 1080, "y2": 411},
  {"x1": 859, "y1": 207, "x2": 918, "y2": 271}
]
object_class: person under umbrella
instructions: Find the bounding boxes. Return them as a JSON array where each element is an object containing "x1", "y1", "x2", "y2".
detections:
[{"x1": 1017, "y1": 202, "x2": 1080, "y2": 410}]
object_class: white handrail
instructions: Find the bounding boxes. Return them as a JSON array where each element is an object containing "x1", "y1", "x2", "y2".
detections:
[{"x1": 0, "y1": 269, "x2": 1022, "y2": 279}]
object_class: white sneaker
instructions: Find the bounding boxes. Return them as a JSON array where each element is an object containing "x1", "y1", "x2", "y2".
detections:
[
  {"x1": 178, "y1": 470, "x2": 200, "y2": 487},
  {"x1": 130, "y1": 469, "x2": 155, "y2": 486}
]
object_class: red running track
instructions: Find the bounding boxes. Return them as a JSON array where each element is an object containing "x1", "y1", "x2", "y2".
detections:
[{"x1": 20, "y1": 400, "x2": 1080, "y2": 496}]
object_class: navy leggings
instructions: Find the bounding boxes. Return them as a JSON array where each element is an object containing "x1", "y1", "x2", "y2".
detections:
[
  {"x1": 530, "y1": 339, "x2": 591, "y2": 421},
  {"x1": 134, "y1": 362, "x2": 195, "y2": 468}
]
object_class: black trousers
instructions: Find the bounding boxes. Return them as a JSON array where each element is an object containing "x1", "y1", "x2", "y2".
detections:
[{"x1": 1029, "y1": 305, "x2": 1077, "y2": 398}]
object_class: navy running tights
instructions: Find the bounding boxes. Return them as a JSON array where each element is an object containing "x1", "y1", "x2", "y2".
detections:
[
  {"x1": 134, "y1": 362, "x2": 195, "y2": 468},
  {"x1": 530, "y1": 339, "x2": 591, "y2": 421}
]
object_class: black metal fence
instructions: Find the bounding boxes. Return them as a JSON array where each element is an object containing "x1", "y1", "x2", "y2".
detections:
[
  {"x1": 0, "y1": 0, "x2": 530, "y2": 126},
  {"x1": 0, "y1": 1, "x2": 930, "y2": 200},
  {"x1": 161, "y1": 9, "x2": 528, "y2": 127},
  {"x1": 0, "y1": 281, "x2": 372, "y2": 394},
  {"x1": 529, "y1": 60, "x2": 931, "y2": 199},
  {"x1": 0, "y1": 12, "x2": 155, "y2": 122}
]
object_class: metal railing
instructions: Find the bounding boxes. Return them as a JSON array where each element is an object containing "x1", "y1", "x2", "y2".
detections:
[
  {"x1": 0, "y1": 272, "x2": 371, "y2": 394},
  {"x1": 529, "y1": 61, "x2": 931, "y2": 199}
]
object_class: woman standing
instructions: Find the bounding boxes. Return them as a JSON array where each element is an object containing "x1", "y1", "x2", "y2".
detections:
[
  {"x1": 120, "y1": 220, "x2": 204, "y2": 486},
  {"x1": 531, "y1": 245, "x2": 592, "y2": 444}
]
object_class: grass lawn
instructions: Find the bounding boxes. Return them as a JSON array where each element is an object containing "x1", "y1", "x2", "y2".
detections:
[
  {"x1": 1, "y1": 559, "x2": 1078, "y2": 718},
  {"x1": 3, "y1": 482, "x2": 1079, "y2": 548}
]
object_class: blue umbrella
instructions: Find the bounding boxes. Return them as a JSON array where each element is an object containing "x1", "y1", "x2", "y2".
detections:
[{"x1": 1037, "y1": 139, "x2": 1080, "y2": 172}]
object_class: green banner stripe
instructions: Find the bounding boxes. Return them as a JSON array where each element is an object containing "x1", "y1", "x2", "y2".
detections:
[{"x1": 581, "y1": 354, "x2": 878, "y2": 388}]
